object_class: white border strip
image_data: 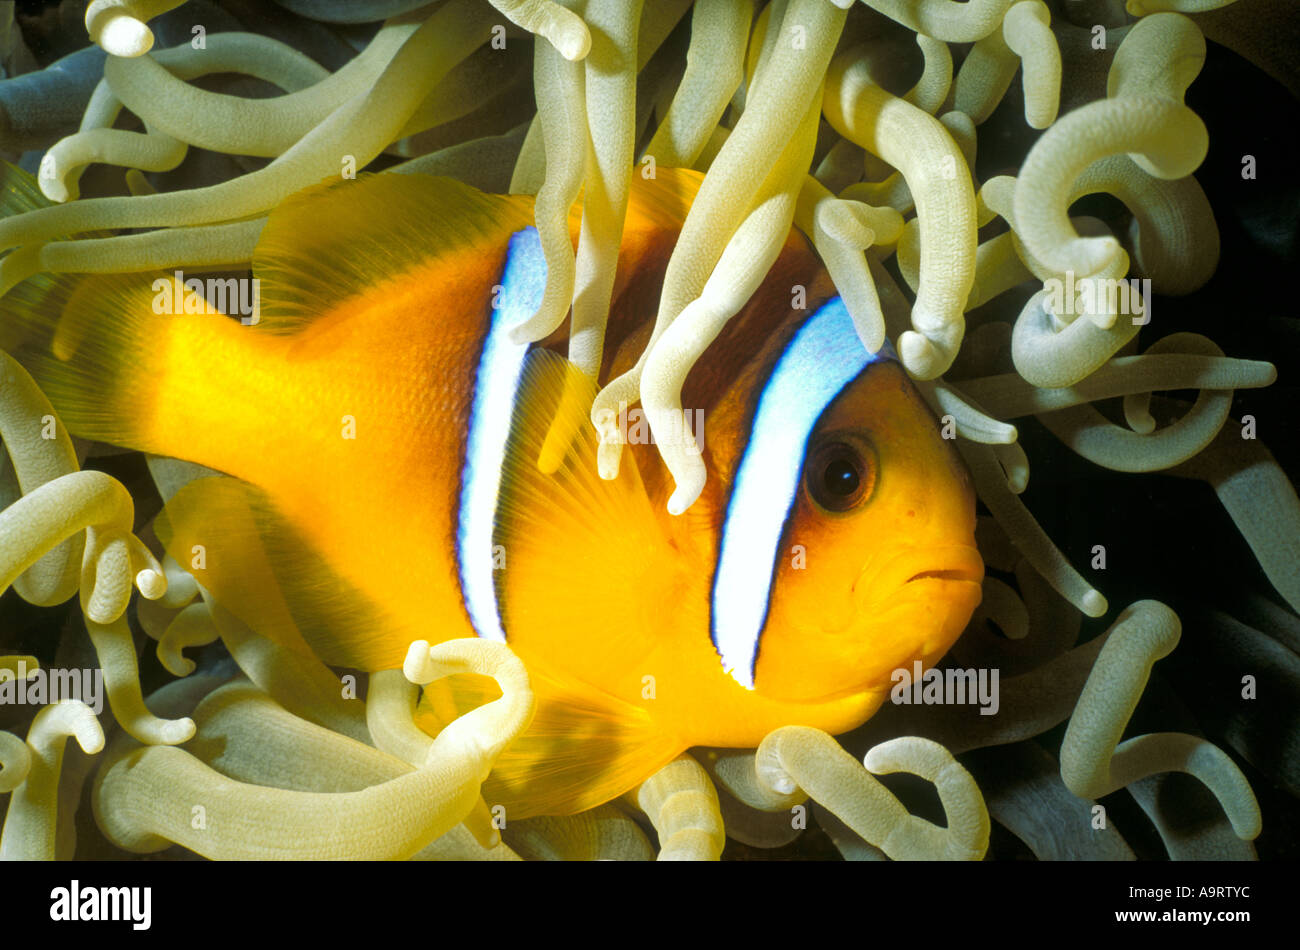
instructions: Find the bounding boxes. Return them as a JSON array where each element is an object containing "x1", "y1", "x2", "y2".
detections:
[{"x1": 457, "y1": 227, "x2": 544, "y2": 641}]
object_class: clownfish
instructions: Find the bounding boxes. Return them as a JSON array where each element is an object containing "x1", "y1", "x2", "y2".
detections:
[{"x1": 1, "y1": 162, "x2": 982, "y2": 818}]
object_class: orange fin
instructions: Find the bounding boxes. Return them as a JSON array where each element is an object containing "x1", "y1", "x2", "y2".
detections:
[
  {"x1": 494, "y1": 348, "x2": 673, "y2": 688},
  {"x1": 252, "y1": 172, "x2": 535, "y2": 334},
  {"x1": 414, "y1": 664, "x2": 681, "y2": 819}
]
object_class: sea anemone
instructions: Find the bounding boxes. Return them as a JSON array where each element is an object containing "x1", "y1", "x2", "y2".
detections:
[{"x1": 0, "y1": 0, "x2": 1296, "y2": 861}]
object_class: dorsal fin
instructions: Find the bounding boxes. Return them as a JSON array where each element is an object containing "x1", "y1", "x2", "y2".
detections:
[{"x1": 251, "y1": 172, "x2": 535, "y2": 333}]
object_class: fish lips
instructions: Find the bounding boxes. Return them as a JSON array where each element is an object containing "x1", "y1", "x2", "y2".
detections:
[{"x1": 852, "y1": 543, "x2": 985, "y2": 611}]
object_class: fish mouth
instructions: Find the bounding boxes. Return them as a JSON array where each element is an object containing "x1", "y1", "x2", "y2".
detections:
[
  {"x1": 854, "y1": 544, "x2": 984, "y2": 607},
  {"x1": 906, "y1": 565, "x2": 983, "y2": 585}
]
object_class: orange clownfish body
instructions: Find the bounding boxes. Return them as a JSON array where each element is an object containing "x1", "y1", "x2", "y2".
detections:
[{"x1": 2, "y1": 163, "x2": 981, "y2": 818}]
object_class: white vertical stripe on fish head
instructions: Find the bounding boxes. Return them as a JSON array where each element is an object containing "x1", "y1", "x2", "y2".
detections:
[{"x1": 710, "y1": 297, "x2": 891, "y2": 689}]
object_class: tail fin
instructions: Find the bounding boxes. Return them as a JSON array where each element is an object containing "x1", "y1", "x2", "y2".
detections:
[{"x1": 0, "y1": 163, "x2": 246, "y2": 457}]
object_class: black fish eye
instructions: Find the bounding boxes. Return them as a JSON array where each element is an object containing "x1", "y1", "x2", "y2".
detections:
[{"x1": 806, "y1": 439, "x2": 875, "y2": 512}]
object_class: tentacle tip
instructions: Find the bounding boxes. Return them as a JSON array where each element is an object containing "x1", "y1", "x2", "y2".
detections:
[
  {"x1": 38, "y1": 178, "x2": 72, "y2": 204},
  {"x1": 770, "y1": 775, "x2": 796, "y2": 795},
  {"x1": 96, "y1": 15, "x2": 154, "y2": 57},
  {"x1": 551, "y1": 22, "x2": 592, "y2": 62},
  {"x1": 666, "y1": 471, "x2": 706, "y2": 516},
  {"x1": 1128, "y1": 413, "x2": 1156, "y2": 435},
  {"x1": 136, "y1": 569, "x2": 167, "y2": 601},
  {"x1": 1082, "y1": 590, "x2": 1108, "y2": 617},
  {"x1": 1232, "y1": 815, "x2": 1262, "y2": 841},
  {"x1": 403, "y1": 640, "x2": 434, "y2": 684},
  {"x1": 1088, "y1": 309, "x2": 1119, "y2": 330},
  {"x1": 898, "y1": 331, "x2": 944, "y2": 380},
  {"x1": 160, "y1": 654, "x2": 196, "y2": 678},
  {"x1": 155, "y1": 716, "x2": 195, "y2": 746}
]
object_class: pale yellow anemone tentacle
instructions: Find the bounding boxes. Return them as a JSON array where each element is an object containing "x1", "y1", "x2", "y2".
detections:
[
  {"x1": 0, "y1": 729, "x2": 32, "y2": 794},
  {"x1": 860, "y1": 0, "x2": 1014, "y2": 42},
  {"x1": 1002, "y1": 0, "x2": 1061, "y2": 128},
  {"x1": 86, "y1": 613, "x2": 195, "y2": 745},
  {"x1": 755, "y1": 727, "x2": 989, "y2": 860},
  {"x1": 135, "y1": 596, "x2": 180, "y2": 642},
  {"x1": 38, "y1": 125, "x2": 186, "y2": 204},
  {"x1": 402, "y1": 639, "x2": 536, "y2": 762},
  {"x1": 366, "y1": 668, "x2": 436, "y2": 767},
  {"x1": 897, "y1": 207, "x2": 1019, "y2": 311},
  {"x1": 1036, "y1": 333, "x2": 1252, "y2": 472},
  {"x1": 697, "y1": 746, "x2": 807, "y2": 813},
  {"x1": 796, "y1": 177, "x2": 900, "y2": 353},
  {"x1": 81, "y1": 525, "x2": 165, "y2": 623},
  {"x1": 99, "y1": 23, "x2": 412, "y2": 160},
  {"x1": 486, "y1": 0, "x2": 593, "y2": 61},
  {"x1": 94, "y1": 639, "x2": 534, "y2": 860},
  {"x1": 84, "y1": 0, "x2": 186, "y2": 57},
  {"x1": 0, "y1": 701, "x2": 104, "y2": 860},
  {"x1": 35, "y1": 219, "x2": 266, "y2": 280},
  {"x1": 643, "y1": 0, "x2": 753, "y2": 169},
  {"x1": 824, "y1": 48, "x2": 977, "y2": 378},
  {"x1": 641, "y1": 95, "x2": 819, "y2": 513},
  {"x1": 505, "y1": 805, "x2": 655, "y2": 860},
  {"x1": 959, "y1": 440, "x2": 1107, "y2": 616},
  {"x1": 1013, "y1": 13, "x2": 1207, "y2": 277},
  {"x1": 1011, "y1": 288, "x2": 1140, "y2": 388},
  {"x1": 185, "y1": 679, "x2": 515, "y2": 860},
  {"x1": 967, "y1": 232, "x2": 1034, "y2": 310},
  {"x1": 591, "y1": 0, "x2": 848, "y2": 476},
  {"x1": 202, "y1": 598, "x2": 369, "y2": 744},
  {"x1": 970, "y1": 575, "x2": 1030, "y2": 639},
  {"x1": 903, "y1": 34, "x2": 953, "y2": 114},
  {"x1": 958, "y1": 351, "x2": 1276, "y2": 418},
  {"x1": 1127, "y1": 0, "x2": 1239, "y2": 11},
  {"x1": 941, "y1": 109, "x2": 978, "y2": 170},
  {"x1": 952, "y1": 23, "x2": 1018, "y2": 124},
  {"x1": 1059, "y1": 600, "x2": 1261, "y2": 840},
  {"x1": 994, "y1": 438, "x2": 1031, "y2": 493},
  {"x1": 507, "y1": 39, "x2": 586, "y2": 343},
  {"x1": 921, "y1": 379, "x2": 1019, "y2": 444},
  {"x1": 841, "y1": 170, "x2": 913, "y2": 216},
  {"x1": 157, "y1": 553, "x2": 198, "y2": 609},
  {"x1": 0, "y1": 353, "x2": 84, "y2": 607},
  {"x1": 505, "y1": 0, "x2": 687, "y2": 193},
  {"x1": 1070, "y1": 154, "x2": 1219, "y2": 295},
  {"x1": 46, "y1": 31, "x2": 331, "y2": 202},
  {"x1": 566, "y1": 0, "x2": 645, "y2": 379},
  {"x1": 635, "y1": 754, "x2": 726, "y2": 861},
  {"x1": 0, "y1": 471, "x2": 163, "y2": 613},
  {"x1": 0, "y1": 2, "x2": 493, "y2": 255},
  {"x1": 156, "y1": 601, "x2": 220, "y2": 677},
  {"x1": 1170, "y1": 408, "x2": 1300, "y2": 615},
  {"x1": 712, "y1": 782, "x2": 805, "y2": 849},
  {"x1": 366, "y1": 667, "x2": 499, "y2": 848},
  {"x1": 981, "y1": 175, "x2": 1137, "y2": 330}
]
